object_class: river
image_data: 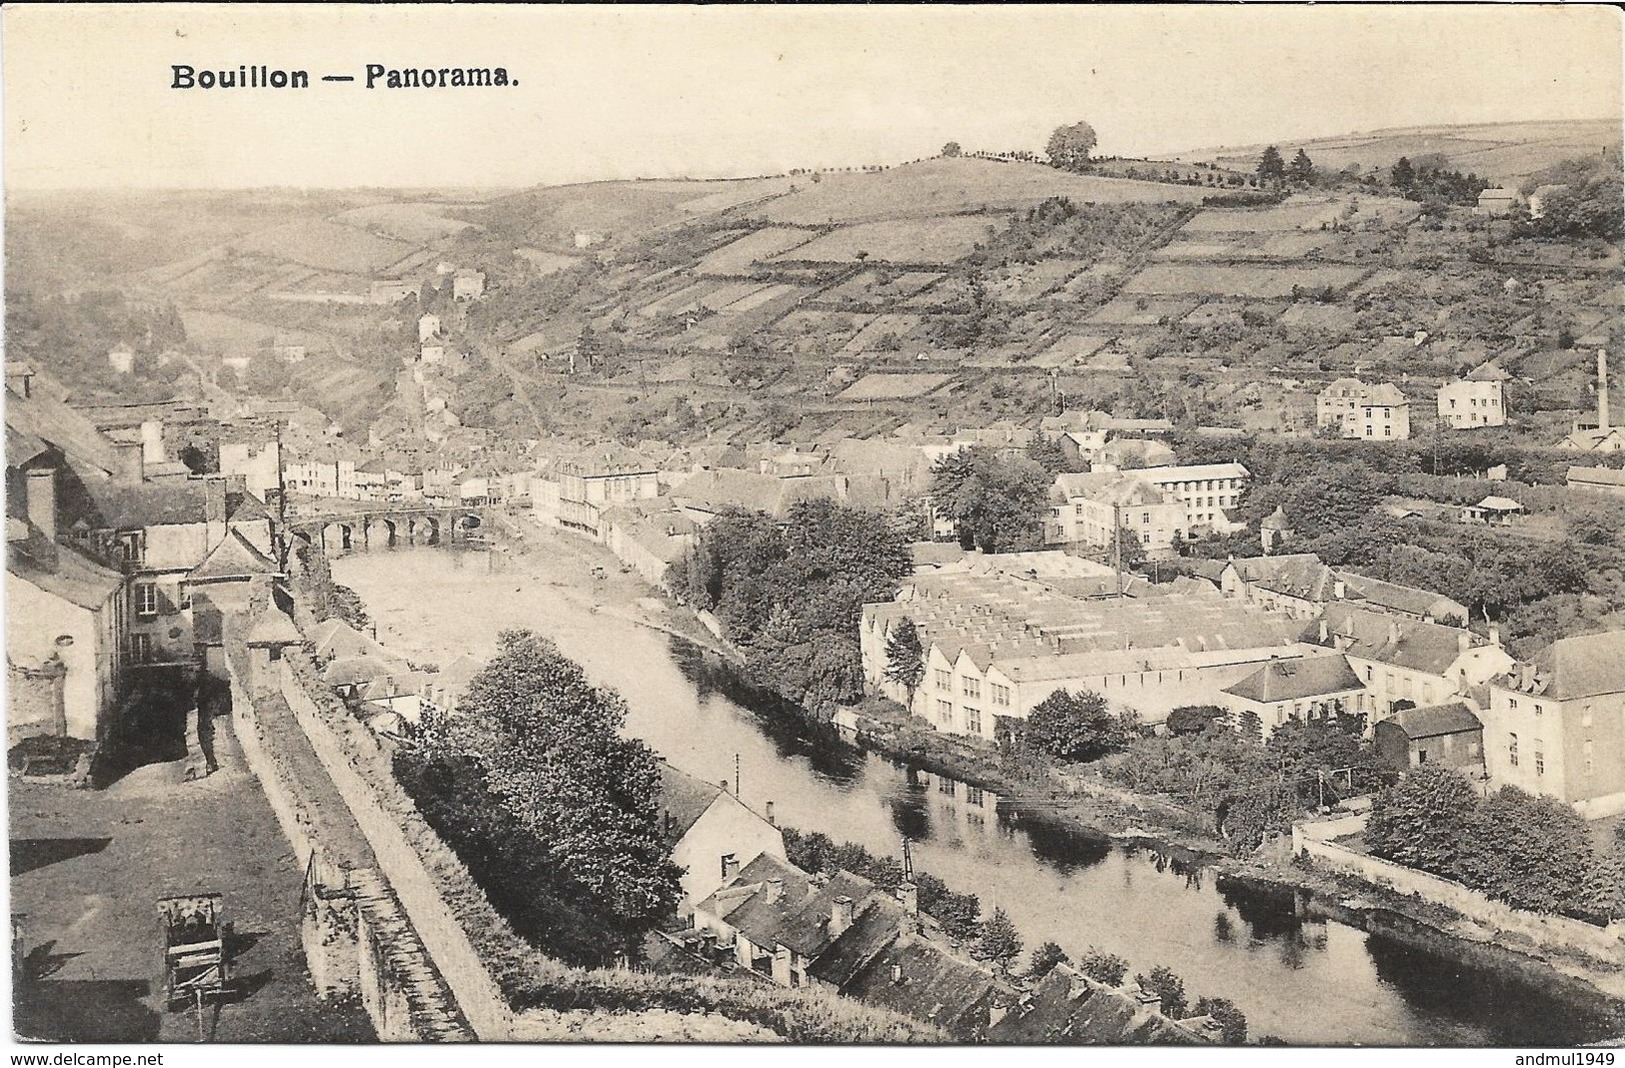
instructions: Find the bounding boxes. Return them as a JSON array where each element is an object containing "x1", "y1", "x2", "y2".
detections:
[{"x1": 333, "y1": 542, "x2": 1617, "y2": 1046}]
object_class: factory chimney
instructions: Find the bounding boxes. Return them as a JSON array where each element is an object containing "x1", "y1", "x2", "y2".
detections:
[{"x1": 1599, "y1": 349, "x2": 1611, "y2": 431}]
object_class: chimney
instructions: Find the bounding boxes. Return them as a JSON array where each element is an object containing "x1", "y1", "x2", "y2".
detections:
[
  {"x1": 1599, "y1": 349, "x2": 1611, "y2": 431},
  {"x1": 897, "y1": 881, "x2": 919, "y2": 916},
  {"x1": 764, "y1": 800, "x2": 775, "y2": 825},
  {"x1": 1318, "y1": 619, "x2": 1329, "y2": 644},
  {"x1": 140, "y1": 421, "x2": 166, "y2": 465},
  {"x1": 1131, "y1": 985, "x2": 1163, "y2": 1016},
  {"x1": 721, "y1": 854, "x2": 740, "y2": 883},
  {"x1": 26, "y1": 468, "x2": 57, "y2": 542},
  {"x1": 5, "y1": 364, "x2": 33, "y2": 398},
  {"x1": 764, "y1": 878, "x2": 783, "y2": 905},
  {"x1": 1489, "y1": 623, "x2": 1501, "y2": 648},
  {"x1": 890, "y1": 963, "x2": 904, "y2": 985},
  {"x1": 1389, "y1": 618, "x2": 1402, "y2": 646},
  {"x1": 205, "y1": 477, "x2": 229, "y2": 547},
  {"x1": 830, "y1": 895, "x2": 854, "y2": 936}
]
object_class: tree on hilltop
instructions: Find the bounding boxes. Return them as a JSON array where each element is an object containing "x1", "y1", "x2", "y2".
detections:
[
  {"x1": 1257, "y1": 146, "x2": 1286, "y2": 189},
  {"x1": 941, "y1": 141, "x2": 962, "y2": 158},
  {"x1": 1289, "y1": 148, "x2": 1316, "y2": 185},
  {"x1": 1047, "y1": 121, "x2": 1099, "y2": 172}
]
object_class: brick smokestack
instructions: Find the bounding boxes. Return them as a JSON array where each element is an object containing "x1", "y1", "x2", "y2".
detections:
[
  {"x1": 1599, "y1": 349, "x2": 1611, "y2": 431},
  {"x1": 830, "y1": 895, "x2": 854, "y2": 936}
]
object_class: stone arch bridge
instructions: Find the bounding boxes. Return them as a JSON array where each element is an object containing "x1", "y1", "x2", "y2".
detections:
[{"x1": 284, "y1": 504, "x2": 493, "y2": 554}]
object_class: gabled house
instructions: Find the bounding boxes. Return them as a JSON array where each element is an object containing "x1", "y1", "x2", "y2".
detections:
[
  {"x1": 658, "y1": 761, "x2": 786, "y2": 916},
  {"x1": 1302, "y1": 604, "x2": 1514, "y2": 720},
  {"x1": 1220, "y1": 553, "x2": 1337, "y2": 619},
  {"x1": 1373, "y1": 702, "x2": 1485, "y2": 774},
  {"x1": 1220, "y1": 654, "x2": 1365, "y2": 734},
  {"x1": 1483, "y1": 631, "x2": 1625, "y2": 818}
]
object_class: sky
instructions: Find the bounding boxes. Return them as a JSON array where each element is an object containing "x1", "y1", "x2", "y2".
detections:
[{"x1": 2, "y1": 3, "x2": 1621, "y2": 190}]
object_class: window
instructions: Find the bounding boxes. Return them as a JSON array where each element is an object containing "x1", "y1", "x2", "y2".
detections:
[
  {"x1": 1141, "y1": 512, "x2": 1150, "y2": 524},
  {"x1": 965, "y1": 708, "x2": 981, "y2": 734},
  {"x1": 1532, "y1": 703, "x2": 1542, "y2": 717},
  {"x1": 118, "y1": 532, "x2": 144, "y2": 565},
  {"x1": 936, "y1": 699, "x2": 953, "y2": 722},
  {"x1": 965, "y1": 786, "x2": 985, "y2": 808},
  {"x1": 135, "y1": 583, "x2": 159, "y2": 617},
  {"x1": 1508, "y1": 733, "x2": 1519, "y2": 767},
  {"x1": 1581, "y1": 706, "x2": 1594, "y2": 728},
  {"x1": 1417, "y1": 748, "x2": 1429, "y2": 764},
  {"x1": 935, "y1": 670, "x2": 952, "y2": 690},
  {"x1": 1534, "y1": 742, "x2": 1545, "y2": 776},
  {"x1": 1583, "y1": 740, "x2": 1594, "y2": 778},
  {"x1": 990, "y1": 683, "x2": 1010, "y2": 707},
  {"x1": 130, "y1": 633, "x2": 153, "y2": 663},
  {"x1": 962, "y1": 677, "x2": 980, "y2": 700},
  {"x1": 938, "y1": 776, "x2": 956, "y2": 797},
  {"x1": 178, "y1": 585, "x2": 192, "y2": 611},
  {"x1": 1508, "y1": 698, "x2": 1517, "y2": 710}
]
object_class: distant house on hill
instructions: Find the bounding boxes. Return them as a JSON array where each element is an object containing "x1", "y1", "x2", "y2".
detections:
[
  {"x1": 1459, "y1": 495, "x2": 1524, "y2": 526},
  {"x1": 1474, "y1": 188, "x2": 1519, "y2": 216},
  {"x1": 1437, "y1": 365, "x2": 1508, "y2": 430},
  {"x1": 1316, "y1": 379, "x2": 1410, "y2": 440}
]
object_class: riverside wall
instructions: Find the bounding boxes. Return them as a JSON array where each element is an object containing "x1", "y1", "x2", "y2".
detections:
[{"x1": 1292, "y1": 817, "x2": 1625, "y2": 959}]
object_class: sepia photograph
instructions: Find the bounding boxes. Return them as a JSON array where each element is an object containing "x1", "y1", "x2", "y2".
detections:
[{"x1": 2, "y1": 2, "x2": 1623, "y2": 1053}]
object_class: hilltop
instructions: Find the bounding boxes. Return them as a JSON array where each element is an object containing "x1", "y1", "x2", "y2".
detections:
[{"x1": 1171, "y1": 119, "x2": 1622, "y2": 184}]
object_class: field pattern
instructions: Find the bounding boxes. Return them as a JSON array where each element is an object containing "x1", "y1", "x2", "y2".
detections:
[
  {"x1": 773, "y1": 216, "x2": 1003, "y2": 265},
  {"x1": 1121, "y1": 263, "x2": 1367, "y2": 298}
]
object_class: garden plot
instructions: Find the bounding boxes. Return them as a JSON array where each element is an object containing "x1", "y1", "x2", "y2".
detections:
[
  {"x1": 835, "y1": 373, "x2": 956, "y2": 402},
  {"x1": 988, "y1": 260, "x2": 1087, "y2": 304},
  {"x1": 1278, "y1": 302, "x2": 1361, "y2": 332},
  {"x1": 515, "y1": 247, "x2": 585, "y2": 275},
  {"x1": 1154, "y1": 240, "x2": 1245, "y2": 260},
  {"x1": 1087, "y1": 295, "x2": 1201, "y2": 326},
  {"x1": 695, "y1": 227, "x2": 818, "y2": 275},
  {"x1": 636, "y1": 279, "x2": 725, "y2": 319},
  {"x1": 824, "y1": 269, "x2": 944, "y2": 304},
  {"x1": 772, "y1": 216, "x2": 1005, "y2": 265},
  {"x1": 836, "y1": 313, "x2": 924, "y2": 357},
  {"x1": 1121, "y1": 263, "x2": 1366, "y2": 298},
  {"x1": 1030, "y1": 333, "x2": 1113, "y2": 368},
  {"x1": 1182, "y1": 196, "x2": 1421, "y2": 234}
]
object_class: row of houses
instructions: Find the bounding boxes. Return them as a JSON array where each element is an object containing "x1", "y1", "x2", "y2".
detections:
[
  {"x1": 6, "y1": 363, "x2": 293, "y2": 746},
  {"x1": 1313, "y1": 365, "x2": 1511, "y2": 440},
  {"x1": 860, "y1": 547, "x2": 1625, "y2": 819},
  {"x1": 656, "y1": 762, "x2": 1212, "y2": 1043}
]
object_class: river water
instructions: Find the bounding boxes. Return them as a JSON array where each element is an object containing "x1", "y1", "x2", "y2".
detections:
[{"x1": 334, "y1": 543, "x2": 1617, "y2": 1046}]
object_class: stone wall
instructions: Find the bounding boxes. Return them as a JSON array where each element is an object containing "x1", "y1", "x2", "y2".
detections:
[
  {"x1": 222, "y1": 639, "x2": 478, "y2": 1041},
  {"x1": 1293, "y1": 818, "x2": 1625, "y2": 958},
  {"x1": 276, "y1": 658, "x2": 513, "y2": 1041}
]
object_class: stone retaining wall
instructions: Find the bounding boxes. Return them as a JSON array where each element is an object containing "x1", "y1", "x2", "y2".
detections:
[
  {"x1": 1292, "y1": 818, "x2": 1625, "y2": 958},
  {"x1": 277, "y1": 659, "x2": 513, "y2": 1041}
]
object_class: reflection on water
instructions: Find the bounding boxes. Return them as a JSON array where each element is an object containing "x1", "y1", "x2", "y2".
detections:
[{"x1": 334, "y1": 546, "x2": 1620, "y2": 1047}]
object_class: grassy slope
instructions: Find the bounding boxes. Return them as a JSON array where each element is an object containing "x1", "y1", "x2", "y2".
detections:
[
  {"x1": 754, "y1": 157, "x2": 1211, "y2": 226},
  {"x1": 1175, "y1": 119, "x2": 1621, "y2": 183}
]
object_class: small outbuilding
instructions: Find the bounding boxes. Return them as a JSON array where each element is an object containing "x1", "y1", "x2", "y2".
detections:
[
  {"x1": 1373, "y1": 702, "x2": 1484, "y2": 773},
  {"x1": 1459, "y1": 495, "x2": 1524, "y2": 526}
]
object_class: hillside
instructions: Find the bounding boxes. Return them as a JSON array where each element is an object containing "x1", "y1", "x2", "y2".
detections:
[{"x1": 1174, "y1": 119, "x2": 1621, "y2": 184}]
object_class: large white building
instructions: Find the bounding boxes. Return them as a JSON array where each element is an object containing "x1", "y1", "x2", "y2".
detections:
[
  {"x1": 1135, "y1": 463, "x2": 1250, "y2": 533},
  {"x1": 1317, "y1": 380, "x2": 1411, "y2": 440},
  {"x1": 1045, "y1": 472, "x2": 1188, "y2": 560},
  {"x1": 1437, "y1": 366, "x2": 1508, "y2": 430}
]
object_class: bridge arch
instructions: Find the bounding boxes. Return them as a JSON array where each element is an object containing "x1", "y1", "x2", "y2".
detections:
[
  {"x1": 321, "y1": 522, "x2": 355, "y2": 553},
  {"x1": 366, "y1": 516, "x2": 398, "y2": 549}
]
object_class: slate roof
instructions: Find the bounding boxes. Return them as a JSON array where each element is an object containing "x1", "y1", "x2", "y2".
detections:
[
  {"x1": 1385, "y1": 701, "x2": 1482, "y2": 740},
  {"x1": 659, "y1": 761, "x2": 723, "y2": 840},
  {"x1": 6, "y1": 534, "x2": 123, "y2": 610},
  {"x1": 6, "y1": 375, "x2": 128, "y2": 479},
  {"x1": 805, "y1": 898, "x2": 907, "y2": 989},
  {"x1": 1335, "y1": 571, "x2": 1467, "y2": 622},
  {"x1": 188, "y1": 528, "x2": 279, "y2": 582},
  {"x1": 1228, "y1": 553, "x2": 1336, "y2": 600},
  {"x1": 1473, "y1": 495, "x2": 1524, "y2": 512},
  {"x1": 841, "y1": 933, "x2": 1005, "y2": 1039},
  {"x1": 322, "y1": 653, "x2": 406, "y2": 689},
  {"x1": 987, "y1": 964, "x2": 1205, "y2": 1045},
  {"x1": 1568, "y1": 466, "x2": 1625, "y2": 489},
  {"x1": 1223, "y1": 654, "x2": 1363, "y2": 704},
  {"x1": 1309, "y1": 604, "x2": 1495, "y2": 677},
  {"x1": 1507, "y1": 631, "x2": 1625, "y2": 701},
  {"x1": 7, "y1": 425, "x2": 51, "y2": 469},
  {"x1": 245, "y1": 605, "x2": 303, "y2": 647}
]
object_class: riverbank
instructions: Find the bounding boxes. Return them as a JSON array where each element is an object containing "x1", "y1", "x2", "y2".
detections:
[
  {"x1": 333, "y1": 523, "x2": 1625, "y2": 1043},
  {"x1": 499, "y1": 522, "x2": 1625, "y2": 999}
]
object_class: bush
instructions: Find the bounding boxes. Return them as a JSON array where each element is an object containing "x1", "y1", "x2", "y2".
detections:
[{"x1": 1076, "y1": 947, "x2": 1129, "y2": 986}]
